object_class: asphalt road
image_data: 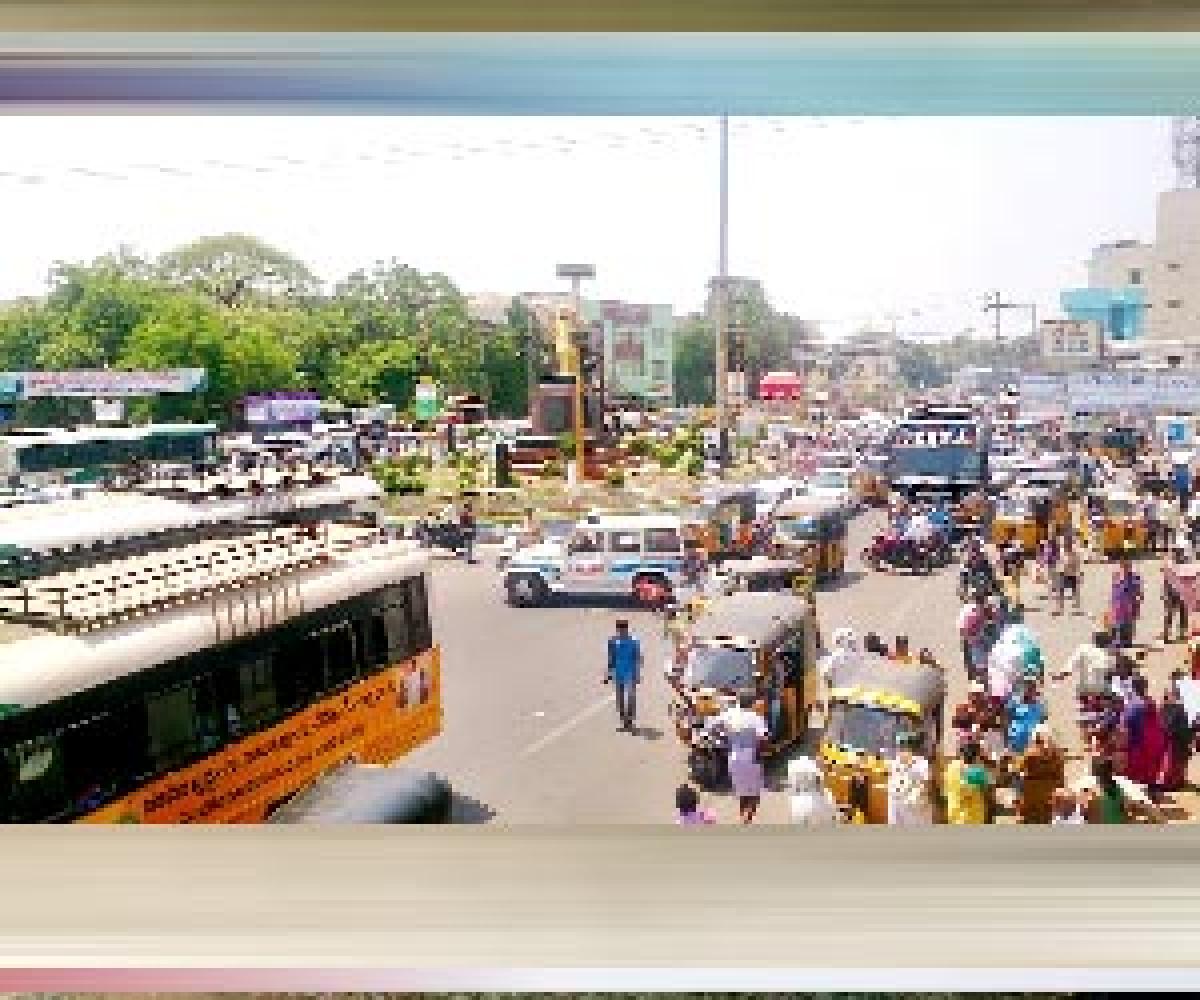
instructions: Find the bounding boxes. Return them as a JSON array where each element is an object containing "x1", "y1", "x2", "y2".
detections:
[{"x1": 408, "y1": 512, "x2": 1198, "y2": 823}]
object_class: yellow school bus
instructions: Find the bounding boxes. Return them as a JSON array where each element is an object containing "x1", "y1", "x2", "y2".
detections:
[{"x1": 0, "y1": 524, "x2": 441, "y2": 823}]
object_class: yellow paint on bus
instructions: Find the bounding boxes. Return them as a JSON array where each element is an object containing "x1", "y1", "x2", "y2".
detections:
[{"x1": 80, "y1": 648, "x2": 441, "y2": 824}]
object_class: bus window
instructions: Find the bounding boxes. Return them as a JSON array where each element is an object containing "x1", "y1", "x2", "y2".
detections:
[
  {"x1": 358, "y1": 612, "x2": 391, "y2": 669},
  {"x1": 190, "y1": 673, "x2": 225, "y2": 754},
  {"x1": 323, "y1": 620, "x2": 360, "y2": 689},
  {"x1": 381, "y1": 594, "x2": 413, "y2": 659},
  {"x1": 146, "y1": 685, "x2": 199, "y2": 773},
  {"x1": 406, "y1": 577, "x2": 433, "y2": 655},
  {"x1": 5, "y1": 734, "x2": 68, "y2": 821},
  {"x1": 61, "y1": 705, "x2": 148, "y2": 810},
  {"x1": 237, "y1": 655, "x2": 277, "y2": 730},
  {"x1": 272, "y1": 631, "x2": 326, "y2": 713}
]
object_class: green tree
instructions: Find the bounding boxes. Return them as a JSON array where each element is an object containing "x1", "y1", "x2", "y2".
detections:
[
  {"x1": 158, "y1": 233, "x2": 319, "y2": 304},
  {"x1": 120, "y1": 295, "x2": 299, "y2": 423}
]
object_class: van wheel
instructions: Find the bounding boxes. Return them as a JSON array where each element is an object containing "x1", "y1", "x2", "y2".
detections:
[
  {"x1": 506, "y1": 573, "x2": 548, "y2": 607},
  {"x1": 633, "y1": 574, "x2": 671, "y2": 609}
]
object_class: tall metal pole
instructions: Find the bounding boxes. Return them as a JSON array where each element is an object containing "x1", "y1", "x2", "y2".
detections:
[{"x1": 715, "y1": 114, "x2": 730, "y2": 467}]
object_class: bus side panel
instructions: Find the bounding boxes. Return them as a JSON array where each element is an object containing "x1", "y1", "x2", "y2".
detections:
[{"x1": 78, "y1": 647, "x2": 442, "y2": 825}]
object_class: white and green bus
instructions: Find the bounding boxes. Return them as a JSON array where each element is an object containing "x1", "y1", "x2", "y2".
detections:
[{"x1": 0, "y1": 424, "x2": 217, "y2": 487}]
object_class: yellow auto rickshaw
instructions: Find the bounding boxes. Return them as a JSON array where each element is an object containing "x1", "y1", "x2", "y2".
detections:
[
  {"x1": 1080, "y1": 489, "x2": 1147, "y2": 559},
  {"x1": 819, "y1": 654, "x2": 947, "y2": 824},
  {"x1": 771, "y1": 496, "x2": 848, "y2": 580},
  {"x1": 680, "y1": 487, "x2": 758, "y2": 560},
  {"x1": 666, "y1": 592, "x2": 819, "y2": 790},
  {"x1": 990, "y1": 491, "x2": 1040, "y2": 554},
  {"x1": 857, "y1": 455, "x2": 891, "y2": 508}
]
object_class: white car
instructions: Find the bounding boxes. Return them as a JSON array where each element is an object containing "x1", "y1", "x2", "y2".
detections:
[{"x1": 805, "y1": 467, "x2": 860, "y2": 513}]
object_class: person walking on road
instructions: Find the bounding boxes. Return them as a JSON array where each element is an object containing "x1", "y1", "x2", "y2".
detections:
[
  {"x1": 1060, "y1": 534, "x2": 1083, "y2": 614},
  {"x1": 886, "y1": 732, "x2": 933, "y2": 826},
  {"x1": 605, "y1": 619, "x2": 641, "y2": 732},
  {"x1": 1109, "y1": 558, "x2": 1144, "y2": 648},
  {"x1": 944, "y1": 741, "x2": 991, "y2": 825},
  {"x1": 1162, "y1": 548, "x2": 1190, "y2": 644},
  {"x1": 675, "y1": 784, "x2": 717, "y2": 825},
  {"x1": 458, "y1": 500, "x2": 477, "y2": 564},
  {"x1": 1120, "y1": 674, "x2": 1167, "y2": 798},
  {"x1": 719, "y1": 690, "x2": 769, "y2": 824}
]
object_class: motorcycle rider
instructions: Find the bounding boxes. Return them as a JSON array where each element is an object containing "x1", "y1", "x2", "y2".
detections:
[{"x1": 960, "y1": 535, "x2": 997, "y2": 597}]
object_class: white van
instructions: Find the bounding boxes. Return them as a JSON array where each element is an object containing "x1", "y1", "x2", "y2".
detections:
[{"x1": 503, "y1": 513, "x2": 686, "y2": 607}]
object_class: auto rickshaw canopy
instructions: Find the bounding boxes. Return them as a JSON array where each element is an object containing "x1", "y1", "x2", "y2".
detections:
[
  {"x1": 825, "y1": 654, "x2": 946, "y2": 719},
  {"x1": 688, "y1": 591, "x2": 813, "y2": 651}
]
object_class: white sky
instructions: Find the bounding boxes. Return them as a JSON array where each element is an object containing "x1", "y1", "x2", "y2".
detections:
[{"x1": 0, "y1": 115, "x2": 1177, "y2": 339}]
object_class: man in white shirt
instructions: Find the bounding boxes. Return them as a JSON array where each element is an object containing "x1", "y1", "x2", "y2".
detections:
[
  {"x1": 904, "y1": 510, "x2": 935, "y2": 544},
  {"x1": 1054, "y1": 630, "x2": 1114, "y2": 698}
]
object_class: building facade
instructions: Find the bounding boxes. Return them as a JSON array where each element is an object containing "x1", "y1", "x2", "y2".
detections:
[{"x1": 1062, "y1": 188, "x2": 1200, "y2": 350}]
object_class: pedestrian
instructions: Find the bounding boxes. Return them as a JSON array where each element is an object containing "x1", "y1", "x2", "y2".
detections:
[
  {"x1": 459, "y1": 500, "x2": 477, "y2": 563},
  {"x1": 1162, "y1": 548, "x2": 1190, "y2": 644},
  {"x1": 886, "y1": 731, "x2": 933, "y2": 826},
  {"x1": 863, "y1": 632, "x2": 889, "y2": 657},
  {"x1": 1006, "y1": 677, "x2": 1047, "y2": 757},
  {"x1": 944, "y1": 741, "x2": 991, "y2": 825},
  {"x1": 719, "y1": 690, "x2": 769, "y2": 824},
  {"x1": 1141, "y1": 491, "x2": 1162, "y2": 554},
  {"x1": 1119, "y1": 674, "x2": 1167, "y2": 798},
  {"x1": 787, "y1": 756, "x2": 842, "y2": 826},
  {"x1": 957, "y1": 593, "x2": 988, "y2": 681},
  {"x1": 1051, "y1": 788, "x2": 1086, "y2": 825},
  {"x1": 987, "y1": 634, "x2": 1024, "y2": 711},
  {"x1": 1060, "y1": 533, "x2": 1083, "y2": 614},
  {"x1": 1108, "y1": 558, "x2": 1144, "y2": 648},
  {"x1": 605, "y1": 619, "x2": 641, "y2": 732},
  {"x1": 1159, "y1": 677, "x2": 1196, "y2": 793},
  {"x1": 1084, "y1": 756, "x2": 1131, "y2": 824},
  {"x1": 890, "y1": 634, "x2": 915, "y2": 665},
  {"x1": 675, "y1": 783, "x2": 716, "y2": 825},
  {"x1": 1017, "y1": 722, "x2": 1065, "y2": 825}
]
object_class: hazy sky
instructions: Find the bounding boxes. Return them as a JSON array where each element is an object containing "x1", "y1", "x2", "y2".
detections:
[{"x1": 0, "y1": 115, "x2": 1177, "y2": 338}]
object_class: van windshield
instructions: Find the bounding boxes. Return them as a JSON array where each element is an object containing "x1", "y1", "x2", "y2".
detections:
[{"x1": 686, "y1": 645, "x2": 754, "y2": 690}]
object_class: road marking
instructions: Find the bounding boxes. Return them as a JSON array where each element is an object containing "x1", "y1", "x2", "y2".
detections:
[{"x1": 520, "y1": 694, "x2": 614, "y2": 758}]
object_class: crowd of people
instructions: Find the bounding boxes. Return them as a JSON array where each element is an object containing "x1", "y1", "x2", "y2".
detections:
[{"x1": 668, "y1": 507, "x2": 1199, "y2": 827}]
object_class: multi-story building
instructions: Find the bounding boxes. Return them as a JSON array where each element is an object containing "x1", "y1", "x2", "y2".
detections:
[
  {"x1": 1061, "y1": 188, "x2": 1200, "y2": 357},
  {"x1": 1061, "y1": 240, "x2": 1149, "y2": 343}
]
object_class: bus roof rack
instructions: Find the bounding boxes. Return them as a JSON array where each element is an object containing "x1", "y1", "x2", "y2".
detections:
[{"x1": 0, "y1": 522, "x2": 385, "y2": 634}]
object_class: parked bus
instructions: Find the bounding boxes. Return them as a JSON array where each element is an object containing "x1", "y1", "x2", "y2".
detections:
[
  {"x1": 0, "y1": 524, "x2": 440, "y2": 823},
  {"x1": 0, "y1": 423, "x2": 218, "y2": 487}
]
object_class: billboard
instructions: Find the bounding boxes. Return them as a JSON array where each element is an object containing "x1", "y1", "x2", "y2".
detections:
[
  {"x1": 1065, "y1": 371, "x2": 1200, "y2": 412},
  {"x1": 15, "y1": 368, "x2": 206, "y2": 398},
  {"x1": 1018, "y1": 375, "x2": 1068, "y2": 412},
  {"x1": 243, "y1": 392, "x2": 322, "y2": 426}
]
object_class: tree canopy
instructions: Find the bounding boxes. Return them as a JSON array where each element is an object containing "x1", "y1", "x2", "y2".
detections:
[{"x1": 0, "y1": 238, "x2": 532, "y2": 426}]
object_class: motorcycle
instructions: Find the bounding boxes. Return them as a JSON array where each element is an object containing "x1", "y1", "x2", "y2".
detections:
[
  {"x1": 417, "y1": 520, "x2": 467, "y2": 554},
  {"x1": 862, "y1": 534, "x2": 934, "y2": 575}
]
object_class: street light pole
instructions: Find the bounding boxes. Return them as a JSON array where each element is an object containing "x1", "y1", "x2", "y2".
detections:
[
  {"x1": 715, "y1": 114, "x2": 730, "y2": 468},
  {"x1": 556, "y1": 264, "x2": 595, "y2": 485}
]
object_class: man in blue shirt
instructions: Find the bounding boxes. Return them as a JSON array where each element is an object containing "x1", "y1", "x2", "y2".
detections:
[{"x1": 606, "y1": 619, "x2": 642, "y2": 732}]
